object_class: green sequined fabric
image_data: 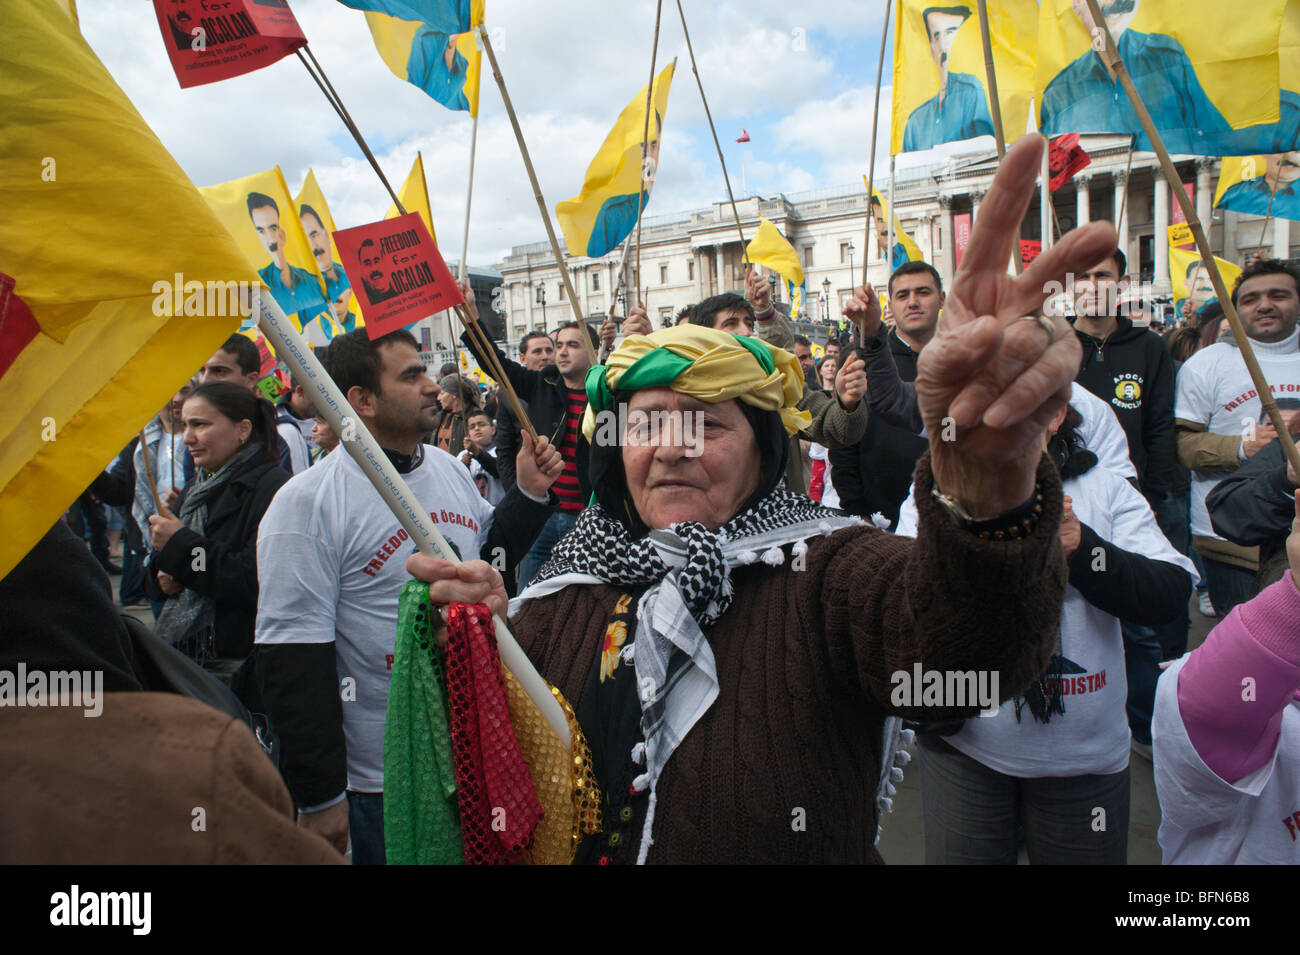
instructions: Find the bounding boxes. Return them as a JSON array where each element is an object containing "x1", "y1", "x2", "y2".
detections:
[{"x1": 383, "y1": 580, "x2": 464, "y2": 865}]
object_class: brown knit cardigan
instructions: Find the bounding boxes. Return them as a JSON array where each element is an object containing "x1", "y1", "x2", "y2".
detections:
[{"x1": 509, "y1": 452, "x2": 1067, "y2": 863}]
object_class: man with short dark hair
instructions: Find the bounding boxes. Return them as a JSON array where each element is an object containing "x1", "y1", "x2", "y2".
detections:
[
  {"x1": 792, "y1": 334, "x2": 818, "y2": 389},
  {"x1": 493, "y1": 331, "x2": 556, "y2": 492},
  {"x1": 1176, "y1": 258, "x2": 1300, "y2": 617},
  {"x1": 275, "y1": 371, "x2": 316, "y2": 475},
  {"x1": 357, "y1": 238, "x2": 397, "y2": 305},
  {"x1": 831, "y1": 262, "x2": 941, "y2": 527},
  {"x1": 255, "y1": 326, "x2": 562, "y2": 864},
  {"x1": 458, "y1": 291, "x2": 601, "y2": 586},
  {"x1": 690, "y1": 292, "x2": 754, "y2": 336}
]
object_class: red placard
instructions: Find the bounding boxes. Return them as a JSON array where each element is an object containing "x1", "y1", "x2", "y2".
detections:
[
  {"x1": 152, "y1": 0, "x2": 306, "y2": 90},
  {"x1": 1020, "y1": 240, "x2": 1043, "y2": 267},
  {"x1": 1170, "y1": 182, "x2": 1195, "y2": 225},
  {"x1": 954, "y1": 213, "x2": 971, "y2": 268},
  {"x1": 1047, "y1": 134, "x2": 1091, "y2": 192},
  {"x1": 333, "y1": 213, "x2": 465, "y2": 340}
]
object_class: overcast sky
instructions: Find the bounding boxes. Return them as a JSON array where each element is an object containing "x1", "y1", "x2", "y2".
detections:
[{"x1": 80, "y1": 1, "x2": 981, "y2": 267}]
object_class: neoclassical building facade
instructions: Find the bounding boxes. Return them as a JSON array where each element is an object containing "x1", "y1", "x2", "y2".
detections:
[{"x1": 425, "y1": 135, "x2": 1296, "y2": 355}]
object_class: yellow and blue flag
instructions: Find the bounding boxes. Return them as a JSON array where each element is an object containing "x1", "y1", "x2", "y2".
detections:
[
  {"x1": 295, "y1": 170, "x2": 363, "y2": 335},
  {"x1": 746, "y1": 218, "x2": 806, "y2": 320},
  {"x1": 199, "y1": 166, "x2": 332, "y2": 345},
  {"x1": 557, "y1": 61, "x2": 675, "y2": 259},
  {"x1": 1035, "y1": 0, "x2": 1289, "y2": 156},
  {"x1": 892, "y1": 0, "x2": 1037, "y2": 154},
  {"x1": 338, "y1": 0, "x2": 481, "y2": 32},
  {"x1": 1215, "y1": 152, "x2": 1300, "y2": 221},
  {"x1": 864, "y1": 179, "x2": 926, "y2": 271},
  {"x1": 363, "y1": 4, "x2": 483, "y2": 114}
]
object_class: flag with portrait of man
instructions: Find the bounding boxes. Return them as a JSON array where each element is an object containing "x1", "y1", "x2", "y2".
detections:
[
  {"x1": 361, "y1": 2, "x2": 483, "y2": 115},
  {"x1": 199, "y1": 166, "x2": 332, "y2": 345},
  {"x1": 865, "y1": 179, "x2": 927, "y2": 270},
  {"x1": 1035, "y1": 0, "x2": 1291, "y2": 156},
  {"x1": 1215, "y1": 153, "x2": 1300, "y2": 221},
  {"x1": 557, "y1": 61, "x2": 675, "y2": 259},
  {"x1": 891, "y1": 0, "x2": 1037, "y2": 154},
  {"x1": 295, "y1": 170, "x2": 362, "y2": 336}
]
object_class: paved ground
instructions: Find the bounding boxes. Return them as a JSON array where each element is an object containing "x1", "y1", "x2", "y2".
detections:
[{"x1": 111, "y1": 569, "x2": 1216, "y2": 865}]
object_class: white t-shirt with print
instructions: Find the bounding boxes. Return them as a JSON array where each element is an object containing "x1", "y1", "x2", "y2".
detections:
[
  {"x1": 1174, "y1": 328, "x2": 1300, "y2": 539},
  {"x1": 896, "y1": 464, "x2": 1195, "y2": 777},
  {"x1": 1153, "y1": 656, "x2": 1300, "y2": 864},
  {"x1": 256, "y1": 444, "x2": 496, "y2": 792}
]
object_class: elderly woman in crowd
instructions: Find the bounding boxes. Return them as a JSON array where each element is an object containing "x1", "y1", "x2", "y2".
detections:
[{"x1": 407, "y1": 137, "x2": 1120, "y2": 863}]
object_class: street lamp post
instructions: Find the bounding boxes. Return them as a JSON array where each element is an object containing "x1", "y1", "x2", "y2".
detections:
[
  {"x1": 821, "y1": 277, "x2": 831, "y2": 324},
  {"x1": 535, "y1": 279, "x2": 547, "y2": 332},
  {"x1": 847, "y1": 240, "x2": 856, "y2": 296}
]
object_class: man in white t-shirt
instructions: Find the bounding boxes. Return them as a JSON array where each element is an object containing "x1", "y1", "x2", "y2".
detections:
[
  {"x1": 255, "y1": 327, "x2": 562, "y2": 864},
  {"x1": 1174, "y1": 259, "x2": 1300, "y2": 616}
]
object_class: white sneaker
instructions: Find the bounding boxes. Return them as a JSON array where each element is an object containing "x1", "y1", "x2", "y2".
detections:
[{"x1": 1197, "y1": 592, "x2": 1216, "y2": 617}]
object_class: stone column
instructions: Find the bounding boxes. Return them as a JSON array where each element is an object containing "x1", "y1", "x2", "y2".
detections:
[
  {"x1": 1113, "y1": 172, "x2": 1129, "y2": 269},
  {"x1": 694, "y1": 249, "x2": 704, "y2": 300},
  {"x1": 1223, "y1": 209, "x2": 1239, "y2": 262},
  {"x1": 938, "y1": 195, "x2": 955, "y2": 287},
  {"x1": 1076, "y1": 175, "x2": 1091, "y2": 227},
  {"x1": 1274, "y1": 217, "x2": 1291, "y2": 259},
  {"x1": 971, "y1": 189, "x2": 985, "y2": 224},
  {"x1": 714, "y1": 243, "x2": 726, "y2": 296},
  {"x1": 1196, "y1": 159, "x2": 1215, "y2": 228},
  {"x1": 1154, "y1": 173, "x2": 1170, "y2": 290},
  {"x1": 524, "y1": 275, "x2": 535, "y2": 330}
]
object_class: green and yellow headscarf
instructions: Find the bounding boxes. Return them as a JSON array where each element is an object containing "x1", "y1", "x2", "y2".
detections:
[{"x1": 582, "y1": 325, "x2": 811, "y2": 439}]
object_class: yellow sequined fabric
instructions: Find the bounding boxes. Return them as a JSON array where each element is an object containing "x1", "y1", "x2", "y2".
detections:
[{"x1": 502, "y1": 671, "x2": 601, "y2": 864}]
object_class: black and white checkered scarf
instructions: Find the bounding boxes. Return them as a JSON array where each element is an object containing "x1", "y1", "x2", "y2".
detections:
[{"x1": 514, "y1": 490, "x2": 861, "y2": 862}]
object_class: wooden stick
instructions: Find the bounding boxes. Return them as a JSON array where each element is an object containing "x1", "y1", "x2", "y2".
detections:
[
  {"x1": 1083, "y1": 0, "x2": 1300, "y2": 477},
  {"x1": 885, "y1": 155, "x2": 896, "y2": 272},
  {"x1": 607, "y1": 233, "x2": 636, "y2": 318},
  {"x1": 136, "y1": 430, "x2": 162, "y2": 513},
  {"x1": 1117, "y1": 134, "x2": 1135, "y2": 233},
  {"x1": 675, "y1": 0, "x2": 749, "y2": 269},
  {"x1": 453, "y1": 301, "x2": 538, "y2": 440},
  {"x1": 976, "y1": 0, "x2": 1022, "y2": 274},
  {"x1": 475, "y1": 25, "x2": 596, "y2": 365},
  {"x1": 297, "y1": 46, "x2": 405, "y2": 215},
  {"x1": 459, "y1": 111, "x2": 479, "y2": 283},
  {"x1": 635, "y1": 0, "x2": 665, "y2": 308},
  {"x1": 256, "y1": 291, "x2": 569, "y2": 745},
  {"x1": 863, "y1": 0, "x2": 892, "y2": 286}
]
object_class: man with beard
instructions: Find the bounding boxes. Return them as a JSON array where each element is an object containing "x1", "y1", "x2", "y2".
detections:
[
  {"x1": 246, "y1": 192, "x2": 328, "y2": 325},
  {"x1": 357, "y1": 238, "x2": 398, "y2": 305},
  {"x1": 300, "y1": 204, "x2": 355, "y2": 332}
]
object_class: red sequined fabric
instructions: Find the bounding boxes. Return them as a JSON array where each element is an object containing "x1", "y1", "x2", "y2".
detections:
[{"x1": 443, "y1": 602, "x2": 545, "y2": 864}]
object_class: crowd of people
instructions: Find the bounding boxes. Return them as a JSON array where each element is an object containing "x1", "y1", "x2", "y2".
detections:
[{"x1": 8, "y1": 138, "x2": 1299, "y2": 866}]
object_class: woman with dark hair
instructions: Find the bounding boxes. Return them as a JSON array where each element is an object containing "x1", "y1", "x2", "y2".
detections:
[
  {"x1": 146, "y1": 381, "x2": 288, "y2": 709},
  {"x1": 432, "y1": 373, "x2": 481, "y2": 455},
  {"x1": 896, "y1": 404, "x2": 1196, "y2": 864}
]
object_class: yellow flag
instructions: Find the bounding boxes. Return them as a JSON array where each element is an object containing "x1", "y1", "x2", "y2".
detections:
[
  {"x1": 1215, "y1": 154, "x2": 1300, "y2": 221},
  {"x1": 295, "y1": 170, "x2": 364, "y2": 335},
  {"x1": 363, "y1": 9, "x2": 483, "y2": 116},
  {"x1": 1035, "y1": 0, "x2": 1286, "y2": 156},
  {"x1": 557, "y1": 61, "x2": 675, "y2": 258},
  {"x1": 200, "y1": 166, "x2": 333, "y2": 346},
  {"x1": 385, "y1": 152, "x2": 438, "y2": 244},
  {"x1": 864, "y1": 178, "x2": 927, "y2": 270},
  {"x1": 1170, "y1": 248, "x2": 1242, "y2": 317},
  {"x1": 891, "y1": 0, "x2": 1036, "y2": 154},
  {"x1": 0, "y1": 0, "x2": 257, "y2": 579},
  {"x1": 746, "y1": 218, "x2": 804, "y2": 287}
]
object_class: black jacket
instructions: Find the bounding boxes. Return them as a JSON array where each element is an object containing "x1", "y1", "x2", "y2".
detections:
[
  {"x1": 1073, "y1": 316, "x2": 1177, "y2": 496},
  {"x1": 829, "y1": 328, "x2": 928, "y2": 528},
  {"x1": 493, "y1": 398, "x2": 523, "y2": 491},
  {"x1": 1207, "y1": 438, "x2": 1298, "y2": 587},
  {"x1": 461, "y1": 331, "x2": 592, "y2": 503},
  {"x1": 150, "y1": 455, "x2": 288, "y2": 659}
]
